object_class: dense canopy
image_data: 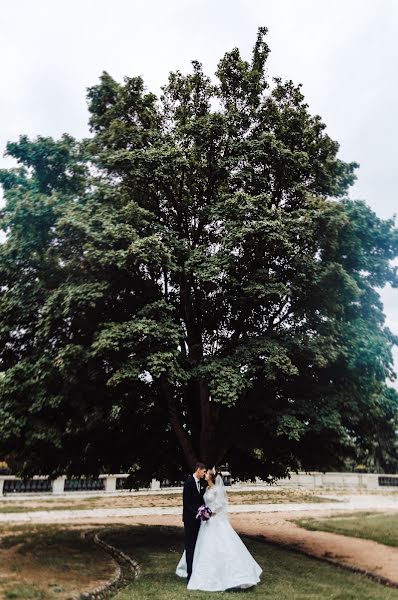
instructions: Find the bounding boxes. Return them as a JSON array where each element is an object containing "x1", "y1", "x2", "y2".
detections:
[{"x1": 1, "y1": 29, "x2": 397, "y2": 482}]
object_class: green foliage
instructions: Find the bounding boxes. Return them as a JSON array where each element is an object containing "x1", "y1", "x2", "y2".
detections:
[{"x1": 0, "y1": 29, "x2": 397, "y2": 481}]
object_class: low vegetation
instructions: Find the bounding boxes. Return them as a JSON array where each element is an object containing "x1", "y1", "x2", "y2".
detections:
[{"x1": 295, "y1": 512, "x2": 398, "y2": 548}]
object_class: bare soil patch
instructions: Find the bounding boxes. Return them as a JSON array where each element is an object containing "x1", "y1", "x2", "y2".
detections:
[
  {"x1": 0, "y1": 526, "x2": 116, "y2": 600},
  {"x1": 0, "y1": 488, "x2": 329, "y2": 513}
]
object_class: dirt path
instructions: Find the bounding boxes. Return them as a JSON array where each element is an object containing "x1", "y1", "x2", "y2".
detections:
[{"x1": 233, "y1": 511, "x2": 398, "y2": 586}]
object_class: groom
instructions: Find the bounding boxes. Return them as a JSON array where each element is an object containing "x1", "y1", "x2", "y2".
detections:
[{"x1": 183, "y1": 461, "x2": 207, "y2": 581}]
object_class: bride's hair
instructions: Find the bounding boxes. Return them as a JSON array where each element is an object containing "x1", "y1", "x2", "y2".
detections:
[{"x1": 208, "y1": 470, "x2": 218, "y2": 484}]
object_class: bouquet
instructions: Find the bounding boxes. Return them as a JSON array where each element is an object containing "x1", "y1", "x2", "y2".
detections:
[{"x1": 196, "y1": 504, "x2": 213, "y2": 522}]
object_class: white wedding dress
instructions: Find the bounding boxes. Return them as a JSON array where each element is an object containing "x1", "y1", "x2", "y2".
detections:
[{"x1": 176, "y1": 475, "x2": 262, "y2": 591}]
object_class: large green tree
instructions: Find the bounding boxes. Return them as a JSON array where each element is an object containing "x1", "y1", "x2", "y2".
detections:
[{"x1": 1, "y1": 29, "x2": 398, "y2": 481}]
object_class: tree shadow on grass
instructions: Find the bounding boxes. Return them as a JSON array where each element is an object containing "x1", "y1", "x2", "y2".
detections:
[{"x1": 104, "y1": 525, "x2": 398, "y2": 600}]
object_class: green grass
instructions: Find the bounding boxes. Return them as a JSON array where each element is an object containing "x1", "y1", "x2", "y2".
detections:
[
  {"x1": 0, "y1": 503, "x2": 94, "y2": 513},
  {"x1": 104, "y1": 525, "x2": 398, "y2": 600},
  {"x1": 295, "y1": 512, "x2": 398, "y2": 548},
  {"x1": 4, "y1": 583, "x2": 49, "y2": 599},
  {"x1": 227, "y1": 490, "x2": 332, "y2": 504}
]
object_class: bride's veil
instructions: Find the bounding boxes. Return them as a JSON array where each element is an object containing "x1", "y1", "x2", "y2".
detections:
[{"x1": 215, "y1": 473, "x2": 228, "y2": 512}]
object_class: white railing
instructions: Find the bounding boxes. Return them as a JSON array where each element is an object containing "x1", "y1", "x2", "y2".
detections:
[
  {"x1": 248, "y1": 472, "x2": 398, "y2": 490},
  {"x1": 0, "y1": 474, "x2": 132, "y2": 495}
]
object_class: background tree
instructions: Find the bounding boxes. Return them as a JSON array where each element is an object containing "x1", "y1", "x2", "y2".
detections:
[{"x1": 1, "y1": 28, "x2": 397, "y2": 482}]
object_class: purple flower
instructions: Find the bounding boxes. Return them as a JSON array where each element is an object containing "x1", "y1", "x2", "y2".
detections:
[{"x1": 196, "y1": 504, "x2": 213, "y2": 521}]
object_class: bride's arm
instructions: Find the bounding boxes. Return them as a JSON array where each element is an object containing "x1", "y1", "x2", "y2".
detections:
[{"x1": 211, "y1": 487, "x2": 227, "y2": 515}]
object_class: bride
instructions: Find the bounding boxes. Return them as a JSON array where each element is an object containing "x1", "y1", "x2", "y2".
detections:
[{"x1": 176, "y1": 470, "x2": 262, "y2": 592}]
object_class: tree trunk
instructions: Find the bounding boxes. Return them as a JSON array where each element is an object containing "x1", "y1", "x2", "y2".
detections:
[
  {"x1": 160, "y1": 376, "x2": 197, "y2": 469},
  {"x1": 197, "y1": 380, "x2": 227, "y2": 468}
]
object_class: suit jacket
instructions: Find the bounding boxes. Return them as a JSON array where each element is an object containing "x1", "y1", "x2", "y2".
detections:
[{"x1": 183, "y1": 474, "x2": 207, "y2": 524}]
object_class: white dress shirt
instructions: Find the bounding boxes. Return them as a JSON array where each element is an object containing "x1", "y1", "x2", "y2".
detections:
[{"x1": 193, "y1": 474, "x2": 201, "y2": 493}]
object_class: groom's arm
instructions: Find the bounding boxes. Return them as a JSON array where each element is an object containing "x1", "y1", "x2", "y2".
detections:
[{"x1": 183, "y1": 480, "x2": 197, "y2": 517}]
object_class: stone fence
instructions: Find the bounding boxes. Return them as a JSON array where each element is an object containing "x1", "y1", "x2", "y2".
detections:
[
  {"x1": 0, "y1": 471, "x2": 397, "y2": 496},
  {"x1": 271, "y1": 471, "x2": 398, "y2": 490},
  {"x1": 0, "y1": 474, "x2": 134, "y2": 495}
]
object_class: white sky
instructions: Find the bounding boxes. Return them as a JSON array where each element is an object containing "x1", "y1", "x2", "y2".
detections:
[{"x1": 0, "y1": 0, "x2": 397, "y2": 384}]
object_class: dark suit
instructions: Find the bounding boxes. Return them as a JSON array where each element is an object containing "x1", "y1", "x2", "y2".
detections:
[{"x1": 183, "y1": 474, "x2": 206, "y2": 580}]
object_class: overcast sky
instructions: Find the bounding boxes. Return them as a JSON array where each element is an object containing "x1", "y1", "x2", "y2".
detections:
[{"x1": 1, "y1": 0, "x2": 397, "y2": 384}]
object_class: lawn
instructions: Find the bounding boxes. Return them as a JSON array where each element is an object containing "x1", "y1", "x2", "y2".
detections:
[
  {"x1": 295, "y1": 511, "x2": 398, "y2": 548},
  {"x1": 1, "y1": 523, "x2": 398, "y2": 600},
  {"x1": 0, "y1": 488, "x2": 331, "y2": 514},
  {"x1": 106, "y1": 525, "x2": 398, "y2": 600}
]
